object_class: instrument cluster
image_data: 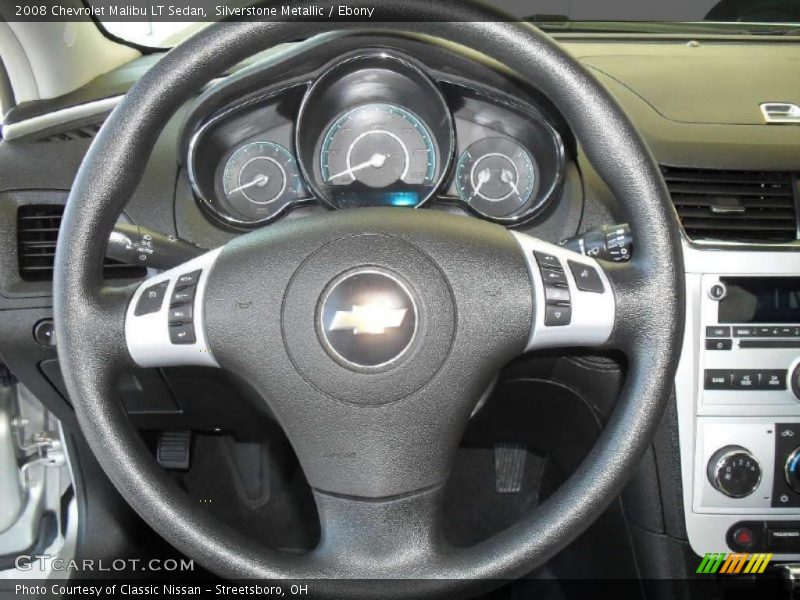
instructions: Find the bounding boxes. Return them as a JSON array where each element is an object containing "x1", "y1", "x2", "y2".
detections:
[{"x1": 188, "y1": 52, "x2": 566, "y2": 229}]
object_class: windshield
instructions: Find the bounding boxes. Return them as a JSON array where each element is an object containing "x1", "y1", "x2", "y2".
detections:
[
  {"x1": 96, "y1": 22, "x2": 206, "y2": 47},
  {"x1": 90, "y1": 0, "x2": 800, "y2": 47}
]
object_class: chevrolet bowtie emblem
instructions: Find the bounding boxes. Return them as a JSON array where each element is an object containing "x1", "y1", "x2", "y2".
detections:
[
  {"x1": 329, "y1": 305, "x2": 408, "y2": 335},
  {"x1": 320, "y1": 270, "x2": 417, "y2": 368}
]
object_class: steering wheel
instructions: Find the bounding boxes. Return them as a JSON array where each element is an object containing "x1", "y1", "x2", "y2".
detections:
[{"x1": 54, "y1": 1, "x2": 683, "y2": 597}]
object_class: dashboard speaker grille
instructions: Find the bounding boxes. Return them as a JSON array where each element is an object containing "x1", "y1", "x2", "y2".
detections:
[
  {"x1": 662, "y1": 167, "x2": 799, "y2": 244},
  {"x1": 17, "y1": 205, "x2": 146, "y2": 282}
]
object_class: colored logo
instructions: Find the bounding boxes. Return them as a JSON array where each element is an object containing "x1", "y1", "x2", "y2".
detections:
[{"x1": 696, "y1": 552, "x2": 772, "y2": 575}]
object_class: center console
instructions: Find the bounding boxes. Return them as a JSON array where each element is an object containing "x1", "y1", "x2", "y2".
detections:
[{"x1": 677, "y1": 245, "x2": 800, "y2": 557}]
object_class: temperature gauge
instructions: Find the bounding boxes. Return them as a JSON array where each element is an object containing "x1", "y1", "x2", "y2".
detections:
[{"x1": 455, "y1": 137, "x2": 538, "y2": 221}]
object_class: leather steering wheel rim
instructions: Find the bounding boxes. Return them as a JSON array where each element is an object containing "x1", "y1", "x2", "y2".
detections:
[{"x1": 54, "y1": 1, "x2": 684, "y2": 597}]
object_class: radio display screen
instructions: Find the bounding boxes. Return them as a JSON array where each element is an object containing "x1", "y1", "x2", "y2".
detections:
[{"x1": 719, "y1": 277, "x2": 800, "y2": 324}]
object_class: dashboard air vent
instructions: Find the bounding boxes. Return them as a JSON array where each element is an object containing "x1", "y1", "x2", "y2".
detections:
[
  {"x1": 17, "y1": 205, "x2": 146, "y2": 282},
  {"x1": 663, "y1": 167, "x2": 799, "y2": 244},
  {"x1": 35, "y1": 122, "x2": 103, "y2": 143}
]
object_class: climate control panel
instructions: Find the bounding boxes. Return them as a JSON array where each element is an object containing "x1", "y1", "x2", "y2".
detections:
[
  {"x1": 686, "y1": 417, "x2": 800, "y2": 555},
  {"x1": 697, "y1": 421, "x2": 800, "y2": 509}
]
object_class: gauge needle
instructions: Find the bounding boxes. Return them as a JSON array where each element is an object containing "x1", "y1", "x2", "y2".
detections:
[
  {"x1": 472, "y1": 168, "x2": 491, "y2": 196},
  {"x1": 501, "y1": 169, "x2": 521, "y2": 197},
  {"x1": 328, "y1": 153, "x2": 389, "y2": 181},
  {"x1": 229, "y1": 173, "x2": 269, "y2": 195}
]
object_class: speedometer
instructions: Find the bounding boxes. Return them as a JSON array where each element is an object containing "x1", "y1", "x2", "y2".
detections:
[
  {"x1": 295, "y1": 53, "x2": 454, "y2": 212},
  {"x1": 321, "y1": 104, "x2": 436, "y2": 188},
  {"x1": 318, "y1": 103, "x2": 438, "y2": 208}
]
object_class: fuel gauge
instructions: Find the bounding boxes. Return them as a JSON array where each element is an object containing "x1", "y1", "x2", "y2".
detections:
[{"x1": 455, "y1": 137, "x2": 538, "y2": 221}]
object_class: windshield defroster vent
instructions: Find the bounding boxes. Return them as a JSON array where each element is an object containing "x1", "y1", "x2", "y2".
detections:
[
  {"x1": 17, "y1": 205, "x2": 146, "y2": 282},
  {"x1": 33, "y1": 122, "x2": 103, "y2": 143},
  {"x1": 662, "y1": 167, "x2": 799, "y2": 244}
]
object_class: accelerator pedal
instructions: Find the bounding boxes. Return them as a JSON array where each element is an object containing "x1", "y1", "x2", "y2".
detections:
[{"x1": 494, "y1": 442, "x2": 527, "y2": 494}]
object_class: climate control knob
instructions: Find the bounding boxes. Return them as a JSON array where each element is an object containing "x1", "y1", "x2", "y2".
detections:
[
  {"x1": 707, "y1": 446, "x2": 761, "y2": 498},
  {"x1": 785, "y1": 448, "x2": 800, "y2": 493}
]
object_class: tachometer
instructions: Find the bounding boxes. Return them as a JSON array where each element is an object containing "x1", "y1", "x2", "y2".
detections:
[
  {"x1": 222, "y1": 142, "x2": 305, "y2": 222},
  {"x1": 455, "y1": 137, "x2": 539, "y2": 221},
  {"x1": 318, "y1": 103, "x2": 438, "y2": 208}
]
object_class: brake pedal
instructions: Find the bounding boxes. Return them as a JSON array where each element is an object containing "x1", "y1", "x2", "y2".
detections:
[
  {"x1": 494, "y1": 442, "x2": 527, "y2": 494},
  {"x1": 157, "y1": 431, "x2": 192, "y2": 470}
]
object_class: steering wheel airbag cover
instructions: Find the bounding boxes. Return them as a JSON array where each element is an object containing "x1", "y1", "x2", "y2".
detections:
[{"x1": 280, "y1": 233, "x2": 455, "y2": 403}]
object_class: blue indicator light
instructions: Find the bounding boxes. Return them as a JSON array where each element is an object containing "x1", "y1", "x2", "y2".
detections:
[{"x1": 387, "y1": 192, "x2": 418, "y2": 207}]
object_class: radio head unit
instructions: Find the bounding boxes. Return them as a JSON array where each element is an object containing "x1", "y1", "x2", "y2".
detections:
[{"x1": 700, "y1": 275, "x2": 800, "y2": 410}]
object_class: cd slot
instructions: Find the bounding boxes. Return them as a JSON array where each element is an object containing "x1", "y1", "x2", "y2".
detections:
[{"x1": 740, "y1": 340, "x2": 800, "y2": 349}]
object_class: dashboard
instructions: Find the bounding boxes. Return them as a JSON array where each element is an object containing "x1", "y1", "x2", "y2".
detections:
[{"x1": 186, "y1": 50, "x2": 566, "y2": 229}]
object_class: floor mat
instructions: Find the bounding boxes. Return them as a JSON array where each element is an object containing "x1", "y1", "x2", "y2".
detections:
[
  {"x1": 175, "y1": 433, "x2": 319, "y2": 552},
  {"x1": 443, "y1": 445, "x2": 546, "y2": 546}
]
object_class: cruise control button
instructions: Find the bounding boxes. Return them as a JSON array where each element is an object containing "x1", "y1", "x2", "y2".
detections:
[
  {"x1": 540, "y1": 268, "x2": 567, "y2": 286},
  {"x1": 134, "y1": 281, "x2": 169, "y2": 316},
  {"x1": 759, "y1": 370, "x2": 787, "y2": 390},
  {"x1": 175, "y1": 270, "x2": 201, "y2": 290},
  {"x1": 534, "y1": 251, "x2": 562, "y2": 271},
  {"x1": 169, "y1": 323, "x2": 196, "y2": 345},
  {"x1": 544, "y1": 305, "x2": 571, "y2": 326},
  {"x1": 704, "y1": 370, "x2": 732, "y2": 390},
  {"x1": 544, "y1": 285, "x2": 570, "y2": 305},
  {"x1": 567, "y1": 261, "x2": 604, "y2": 293},
  {"x1": 171, "y1": 286, "x2": 196, "y2": 306},
  {"x1": 168, "y1": 305, "x2": 193, "y2": 325},
  {"x1": 705, "y1": 339, "x2": 732, "y2": 351},
  {"x1": 732, "y1": 371, "x2": 759, "y2": 389}
]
